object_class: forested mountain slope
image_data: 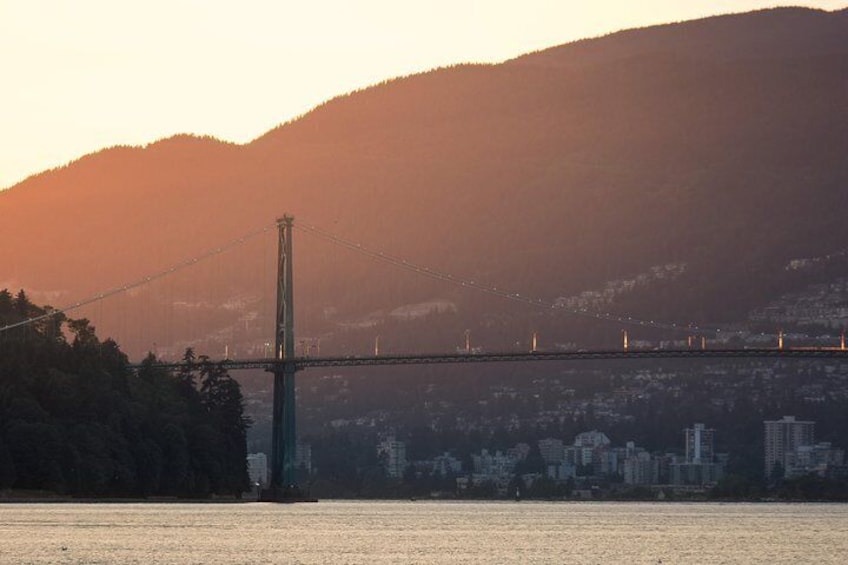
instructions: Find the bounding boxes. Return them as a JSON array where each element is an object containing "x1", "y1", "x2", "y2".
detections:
[{"x1": 2, "y1": 7, "x2": 846, "y2": 357}]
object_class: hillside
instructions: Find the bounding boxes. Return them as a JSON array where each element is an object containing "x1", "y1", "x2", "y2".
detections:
[{"x1": 2, "y1": 7, "x2": 847, "y2": 359}]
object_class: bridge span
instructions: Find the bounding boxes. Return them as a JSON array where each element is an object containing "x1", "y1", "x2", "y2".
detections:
[{"x1": 135, "y1": 347, "x2": 848, "y2": 372}]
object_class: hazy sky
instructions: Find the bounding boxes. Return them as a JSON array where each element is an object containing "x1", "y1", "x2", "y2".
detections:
[{"x1": 1, "y1": 0, "x2": 845, "y2": 189}]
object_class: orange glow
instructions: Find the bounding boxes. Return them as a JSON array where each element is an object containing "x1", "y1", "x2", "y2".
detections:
[{"x1": 2, "y1": 1, "x2": 845, "y2": 189}]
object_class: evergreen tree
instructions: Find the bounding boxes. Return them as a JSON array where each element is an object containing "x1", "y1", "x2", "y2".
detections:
[{"x1": 0, "y1": 290, "x2": 252, "y2": 498}]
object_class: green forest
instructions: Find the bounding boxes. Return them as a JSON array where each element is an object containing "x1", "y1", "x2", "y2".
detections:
[{"x1": 0, "y1": 290, "x2": 250, "y2": 498}]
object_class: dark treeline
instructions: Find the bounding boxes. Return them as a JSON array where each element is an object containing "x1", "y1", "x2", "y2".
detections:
[{"x1": 0, "y1": 290, "x2": 250, "y2": 498}]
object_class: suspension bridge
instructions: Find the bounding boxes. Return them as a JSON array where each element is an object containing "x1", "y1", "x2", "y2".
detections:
[{"x1": 4, "y1": 215, "x2": 848, "y2": 501}]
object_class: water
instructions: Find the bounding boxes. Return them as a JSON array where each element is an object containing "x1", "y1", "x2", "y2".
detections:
[{"x1": 1, "y1": 501, "x2": 847, "y2": 564}]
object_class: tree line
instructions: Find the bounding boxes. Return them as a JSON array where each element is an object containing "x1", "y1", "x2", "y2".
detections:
[{"x1": 0, "y1": 290, "x2": 250, "y2": 498}]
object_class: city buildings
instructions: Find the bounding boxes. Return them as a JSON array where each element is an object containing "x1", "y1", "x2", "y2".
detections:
[
  {"x1": 378, "y1": 435, "x2": 408, "y2": 478},
  {"x1": 764, "y1": 416, "x2": 844, "y2": 479},
  {"x1": 764, "y1": 415, "x2": 815, "y2": 479},
  {"x1": 670, "y1": 423, "x2": 724, "y2": 486},
  {"x1": 538, "y1": 438, "x2": 564, "y2": 465},
  {"x1": 431, "y1": 452, "x2": 463, "y2": 476},
  {"x1": 247, "y1": 446, "x2": 311, "y2": 490},
  {"x1": 685, "y1": 423, "x2": 714, "y2": 464},
  {"x1": 247, "y1": 453, "x2": 268, "y2": 487},
  {"x1": 622, "y1": 442, "x2": 657, "y2": 485},
  {"x1": 573, "y1": 430, "x2": 612, "y2": 473},
  {"x1": 295, "y1": 442, "x2": 312, "y2": 474},
  {"x1": 471, "y1": 448, "x2": 520, "y2": 488}
]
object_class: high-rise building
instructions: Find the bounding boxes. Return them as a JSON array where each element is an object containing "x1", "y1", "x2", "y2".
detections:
[
  {"x1": 671, "y1": 423, "x2": 724, "y2": 486},
  {"x1": 685, "y1": 423, "x2": 715, "y2": 464},
  {"x1": 764, "y1": 415, "x2": 815, "y2": 479},
  {"x1": 247, "y1": 453, "x2": 268, "y2": 487},
  {"x1": 432, "y1": 452, "x2": 463, "y2": 476},
  {"x1": 623, "y1": 450, "x2": 656, "y2": 485},
  {"x1": 573, "y1": 430, "x2": 611, "y2": 449},
  {"x1": 538, "y1": 438, "x2": 564, "y2": 464},
  {"x1": 573, "y1": 430, "x2": 611, "y2": 469},
  {"x1": 377, "y1": 436, "x2": 408, "y2": 479},
  {"x1": 795, "y1": 442, "x2": 845, "y2": 476},
  {"x1": 295, "y1": 442, "x2": 312, "y2": 474}
]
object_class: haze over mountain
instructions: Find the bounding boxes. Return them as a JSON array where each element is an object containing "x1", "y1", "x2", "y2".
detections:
[{"x1": 2, "y1": 7, "x2": 847, "y2": 359}]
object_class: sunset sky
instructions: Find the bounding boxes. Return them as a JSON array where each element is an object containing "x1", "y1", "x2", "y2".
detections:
[{"x1": 1, "y1": 0, "x2": 845, "y2": 190}]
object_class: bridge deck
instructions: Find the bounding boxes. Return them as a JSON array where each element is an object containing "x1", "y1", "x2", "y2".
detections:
[{"x1": 130, "y1": 348, "x2": 848, "y2": 371}]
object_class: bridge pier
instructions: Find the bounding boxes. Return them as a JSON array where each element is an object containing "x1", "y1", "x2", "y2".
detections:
[{"x1": 260, "y1": 215, "x2": 314, "y2": 503}]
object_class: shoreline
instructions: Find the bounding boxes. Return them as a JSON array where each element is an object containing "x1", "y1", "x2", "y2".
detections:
[{"x1": 2, "y1": 494, "x2": 847, "y2": 504}]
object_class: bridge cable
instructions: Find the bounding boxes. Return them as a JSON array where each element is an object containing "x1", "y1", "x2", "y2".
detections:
[
  {"x1": 293, "y1": 220, "x2": 721, "y2": 336},
  {"x1": 0, "y1": 221, "x2": 277, "y2": 335}
]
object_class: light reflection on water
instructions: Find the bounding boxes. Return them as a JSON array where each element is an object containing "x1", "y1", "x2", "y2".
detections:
[{"x1": 1, "y1": 501, "x2": 847, "y2": 564}]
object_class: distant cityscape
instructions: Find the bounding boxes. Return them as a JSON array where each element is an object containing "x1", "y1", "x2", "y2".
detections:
[{"x1": 247, "y1": 414, "x2": 845, "y2": 499}]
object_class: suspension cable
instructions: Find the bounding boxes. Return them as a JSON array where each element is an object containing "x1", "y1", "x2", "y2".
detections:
[
  {"x1": 293, "y1": 219, "x2": 714, "y2": 335},
  {"x1": 0, "y1": 221, "x2": 276, "y2": 334},
  {"x1": 2, "y1": 215, "x2": 738, "y2": 338}
]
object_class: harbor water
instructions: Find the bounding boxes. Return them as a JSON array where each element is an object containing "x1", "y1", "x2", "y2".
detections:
[{"x1": 1, "y1": 501, "x2": 847, "y2": 564}]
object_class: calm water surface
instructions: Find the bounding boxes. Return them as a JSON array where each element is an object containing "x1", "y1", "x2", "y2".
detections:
[{"x1": 1, "y1": 501, "x2": 847, "y2": 564}]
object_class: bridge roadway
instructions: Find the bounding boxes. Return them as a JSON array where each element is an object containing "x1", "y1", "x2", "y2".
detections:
[{"x1": 131, "y1": 348, "x2": 848, "y2": 372}]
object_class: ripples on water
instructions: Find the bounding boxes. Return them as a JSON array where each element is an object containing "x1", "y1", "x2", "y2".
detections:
[{"x1": 1, "y1": 501, "x2": 847, "y2": 564}]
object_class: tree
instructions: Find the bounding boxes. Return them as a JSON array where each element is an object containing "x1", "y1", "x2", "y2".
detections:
[
  {"x1": 176, "y1": 348, "x2": 199, "y2": 403},
  {"x1": 67, "y1": 318, "x2": 99, "y2": 349},
  {"x1": 198, "y1": 359, "x2": 250, "y2": 495},
  {"x1": 0, "y1": 296, "x2": 252, "y2": 499},
  {"x1": 6, "y1": 422, "x2": 65, "y2": 491},
  {"x1": 159, "y1": 423, "x2": 191, "y2": 496},
  {"x1": 14, "y1": 289, "x2": 30, "y2": 319},
  {"x1": 0, "y1": 289, "x2": 14, "y2": 324}
]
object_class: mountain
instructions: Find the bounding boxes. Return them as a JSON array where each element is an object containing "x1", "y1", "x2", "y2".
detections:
[{"x1": 2, "y1": 7, "x2": 847, "y2": 359}]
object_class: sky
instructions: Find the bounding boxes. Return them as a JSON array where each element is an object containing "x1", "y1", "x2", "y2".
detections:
[{"x1": 1, "y1": 0, "x2": 845, "y2": 190}]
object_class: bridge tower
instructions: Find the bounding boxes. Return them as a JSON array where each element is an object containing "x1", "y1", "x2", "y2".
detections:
[{"x1": 261, "y1": 215, "x2": 308, "y2": 502}]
